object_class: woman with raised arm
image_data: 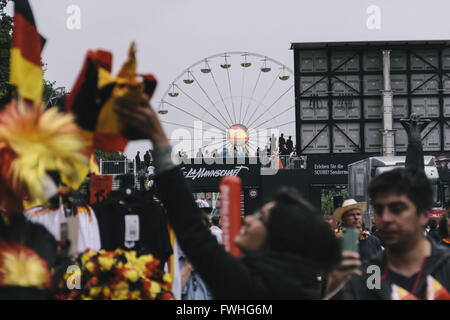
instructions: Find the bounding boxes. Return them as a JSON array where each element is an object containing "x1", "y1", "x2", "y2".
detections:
[{"x1": 114, "y1": 95, "x2": 341, "y2": 299}]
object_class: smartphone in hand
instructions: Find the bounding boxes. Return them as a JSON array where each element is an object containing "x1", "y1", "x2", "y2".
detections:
[{"x1": 341, "y1": 227, "x2": 359, "y2": 253}]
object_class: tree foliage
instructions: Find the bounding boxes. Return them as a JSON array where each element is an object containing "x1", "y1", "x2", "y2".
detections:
[
  {"x1": 0, "y1": 0, "x2": 60, "y2": 104},
  {"x1": 94, "y1": 149, "x2": 127, "y2": 161},
  {"x1": 321, "y1": 188, "x2": 349, "y2": 216},
  {"x1": 0, "y1": 0, "x2": 12, "y2": 97}
]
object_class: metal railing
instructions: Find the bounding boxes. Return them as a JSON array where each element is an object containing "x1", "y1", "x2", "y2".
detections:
[
  {"x1": 279, "y1": 155, "x2": 307, "y2": 169},
  {"x1": 100, "y1": 160, "x2": 129, "y2": 175},
  {"x1": 179, "y1": 155, "x2": 306, "y2": 170},
  {"x1": 100, "y1": 160, "x2": 134, "y2": 190},
  {"x1": 98, "y1": 155, "x2": 307, "y2": 190},
  {"x1": 258, "y1": 155, "x2": 306, "y2": 170}
]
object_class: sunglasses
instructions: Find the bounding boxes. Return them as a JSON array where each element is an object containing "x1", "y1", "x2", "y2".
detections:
[{"x1": 373, "y1": 201, "x2": 408, "y2": 215}]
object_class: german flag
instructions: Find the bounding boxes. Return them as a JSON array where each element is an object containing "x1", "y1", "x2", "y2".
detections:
[
  {"x1": 391, "y1": 284, "x2": 419, "y2": 300},
  {"x1": 66, "y1": 43, "x2": 157, "y2": 154},
  {"x1": 9, "y1": 0, "x2": 45, "y2": 107},
  {"x1": 426, "y1": 275, "x2": 450, "y2": 300}
]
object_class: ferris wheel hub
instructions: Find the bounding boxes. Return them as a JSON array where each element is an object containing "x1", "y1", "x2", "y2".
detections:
[{"x1": 228, "y1": 124, "x2": 249, "y2": 146}]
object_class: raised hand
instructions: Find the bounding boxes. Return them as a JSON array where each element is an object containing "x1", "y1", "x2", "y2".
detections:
[
  {"x1": 114, "y1": 94, "x2": 169, "y2": 148},
  {"x1": 325, "y1": 251, "x2": 362, "y2": 298}
]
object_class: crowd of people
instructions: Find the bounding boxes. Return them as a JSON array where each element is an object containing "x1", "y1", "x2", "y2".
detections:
[
  {"x1": 276, "y1": 133, "x2": 295, "y2": 156},
  {"x1": 135, "y1": 150, "x2": 153, "y2": 172},
  {"x1": 2, "y1": 0, "x2": 449, "y2": 303},
  {"x1": 117, "y1": 95, "x2": 450, "y2": 300},
  {"x1": 134, "y1": 150, "x2": 156, "y2": 190},
  {"x1": 0, "y1": 92, "x2": 449, "y2": 300},
  {"x1": 1, "y1": 95, "x2": 450, "y2": 300},
  {"x1": 170, "y1": 133, "x2": 297, "y2": 161}
]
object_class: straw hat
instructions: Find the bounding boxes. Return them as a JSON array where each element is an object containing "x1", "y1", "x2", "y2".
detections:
[{"x1": 333, "y1": 199, "x2": 366, "y2": 222}]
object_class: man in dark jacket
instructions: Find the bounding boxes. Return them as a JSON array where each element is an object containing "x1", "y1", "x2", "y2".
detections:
[
  {"x1": 286, "y1": 136, "x2": 293, "y2": 155},
  {"x1": 326, "y1": 168, "x2": 450, "y2": 299},
  {"x1": 333, "y1": 199, "x2": 383, "y2": 262},
  {"x1": 426, "y1": 219, "x2": 441, "y2": 244},
  {"x1": 144, "y1": 151, "x2": 151, "y2": 169},
  {"x1": 135, "y1": 151, "x2": 141, "y2": 171},
  {"x1": 115, "y1": 95, "x2": 342, "y2": 300},
  {"x1": 278, "y1": 134, "x2": 286, "y2": 151},
  {"x1": 331, "y1": 239, "x2": 449, "y2": 299}
]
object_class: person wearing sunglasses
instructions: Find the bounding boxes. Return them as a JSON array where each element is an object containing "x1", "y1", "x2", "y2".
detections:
[
  {"x1": 326, "y1": 168, "x2": 450, "y2": 299},
  {"x1": 114, "y1": 94, "x2": 341, "y2": 299}
]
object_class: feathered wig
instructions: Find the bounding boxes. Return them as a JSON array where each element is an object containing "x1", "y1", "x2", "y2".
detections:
[
  {"x1": 0, "y1": 104, "x2": 88, "y2": 213},
  {"x1": 0, "y1": 241, "x2": 51, "y2": 289}
]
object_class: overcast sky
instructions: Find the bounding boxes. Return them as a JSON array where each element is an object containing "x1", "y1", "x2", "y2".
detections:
[{"x1": 12, "y1": 0, "x2": 450, "y2": 158}]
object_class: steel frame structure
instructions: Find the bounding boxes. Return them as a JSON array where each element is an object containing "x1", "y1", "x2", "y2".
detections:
[{"x1": 291, "y1": 41, "x2": 450, "y2": 156}]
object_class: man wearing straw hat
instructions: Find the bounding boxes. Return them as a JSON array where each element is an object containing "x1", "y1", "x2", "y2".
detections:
[{"x1": 333, "y1": 199, "x2": 382, "y2": 262}]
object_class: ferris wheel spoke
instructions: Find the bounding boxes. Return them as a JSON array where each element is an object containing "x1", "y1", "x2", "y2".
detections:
[
  {"x1": 246, "y1": 139, "x2": 259, "y2": 146},
  {"x1": 162, "y1": 100, "x2": 224, "y2": 131},
  {"x1": 253, "y1": 105, "x2": 295, "y2": 130},
  {"x1": 225, "y1": 141, "x2": 239, "y2": 153},
  {"x1": 246, "y1": 144, "x2": 256, "y2": 155},
  {"x1": 247, "y1": 141, "x2": 264, "y2": 156},
  {"x1": 242, "y1": 68, "x2": 262, "y2": 125},
  {"x1": 265, "y1": 120, "x2": 296, "y2": 130},
  {"x1": 239, "y1": 67, "x2": 247, "y2": 124},
  {"x1": 246, "y1": 140, "x2": 260, "y2": 149},
  {"x1": 161, "y1": 120, "x2": 222, "y2": 134},
  {"x1": 247, "y1": 84, "x2": 294, "y2": 128},
  {"x1": 206, "y1": 61, "x2": 235, "y2": 125},
  {"x1": 174, "y1": 84, "x2": 229, "y2": 130},
  {"x1": 190, "y1": 72, "x2": 232, "y2": 128},
  {"x1": 161, "y1": 120, "x2": 196, "y2": 130},
  {"x1": 248, "y1": 138, "x2": 266, "y2": 147},
  {"x1": 245, "y1": 70, "x2": 282, "y2": 128},
  {"x1": 223, "y1": 55, "x2": 237, "y2": 124},
  {"x1": 185, "y1": 138, "x2": 227, "y2": 156},
  {"x1": 168, "y1": 138, "x2": 213, "y2": 141}
]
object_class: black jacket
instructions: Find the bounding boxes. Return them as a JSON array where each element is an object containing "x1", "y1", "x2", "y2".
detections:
[
  {"x1": 427, "y1": 230, "x2": 441, "y2": 244},
  {"x1": 359, "y1": 234, "x2": 383, "y2": 262},
  {"x1": 156, "y1": 167, "x2": 322, "y2": 299},
  {"x1": 144, "y1": 153, "x2": 151, "y2": 166},
  {"x1": 338, "y1": 239, "x2": 450, "y2": 300},
  {"x1": 439, "y1": 239, "x2": 450, "y2": 249},
  {"x1": 92, "y1": 190, "x2": 173, "y2": 266}
]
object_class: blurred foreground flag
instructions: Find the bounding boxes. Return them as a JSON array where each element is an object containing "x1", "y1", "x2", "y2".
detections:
[
  {"x1": 9, "y1": 0, "x2": 44, "y2": 106},
  {"x1": 426, "y1": 275, "x2": 450, "y2": 300},
  {"x1": 66, "y1": 43, "x2": 157, "y2": 154},
  {"x1": 391, "y1": 284, "x2": 418, "y2": 300},
  {"x1": 391, "y1": 276, "x2": 450, "y2": 300}
]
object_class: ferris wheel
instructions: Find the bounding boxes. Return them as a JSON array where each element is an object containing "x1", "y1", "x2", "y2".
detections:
[{"x1": 158, "y1": 52, "x2": 295, "y2": 158}]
